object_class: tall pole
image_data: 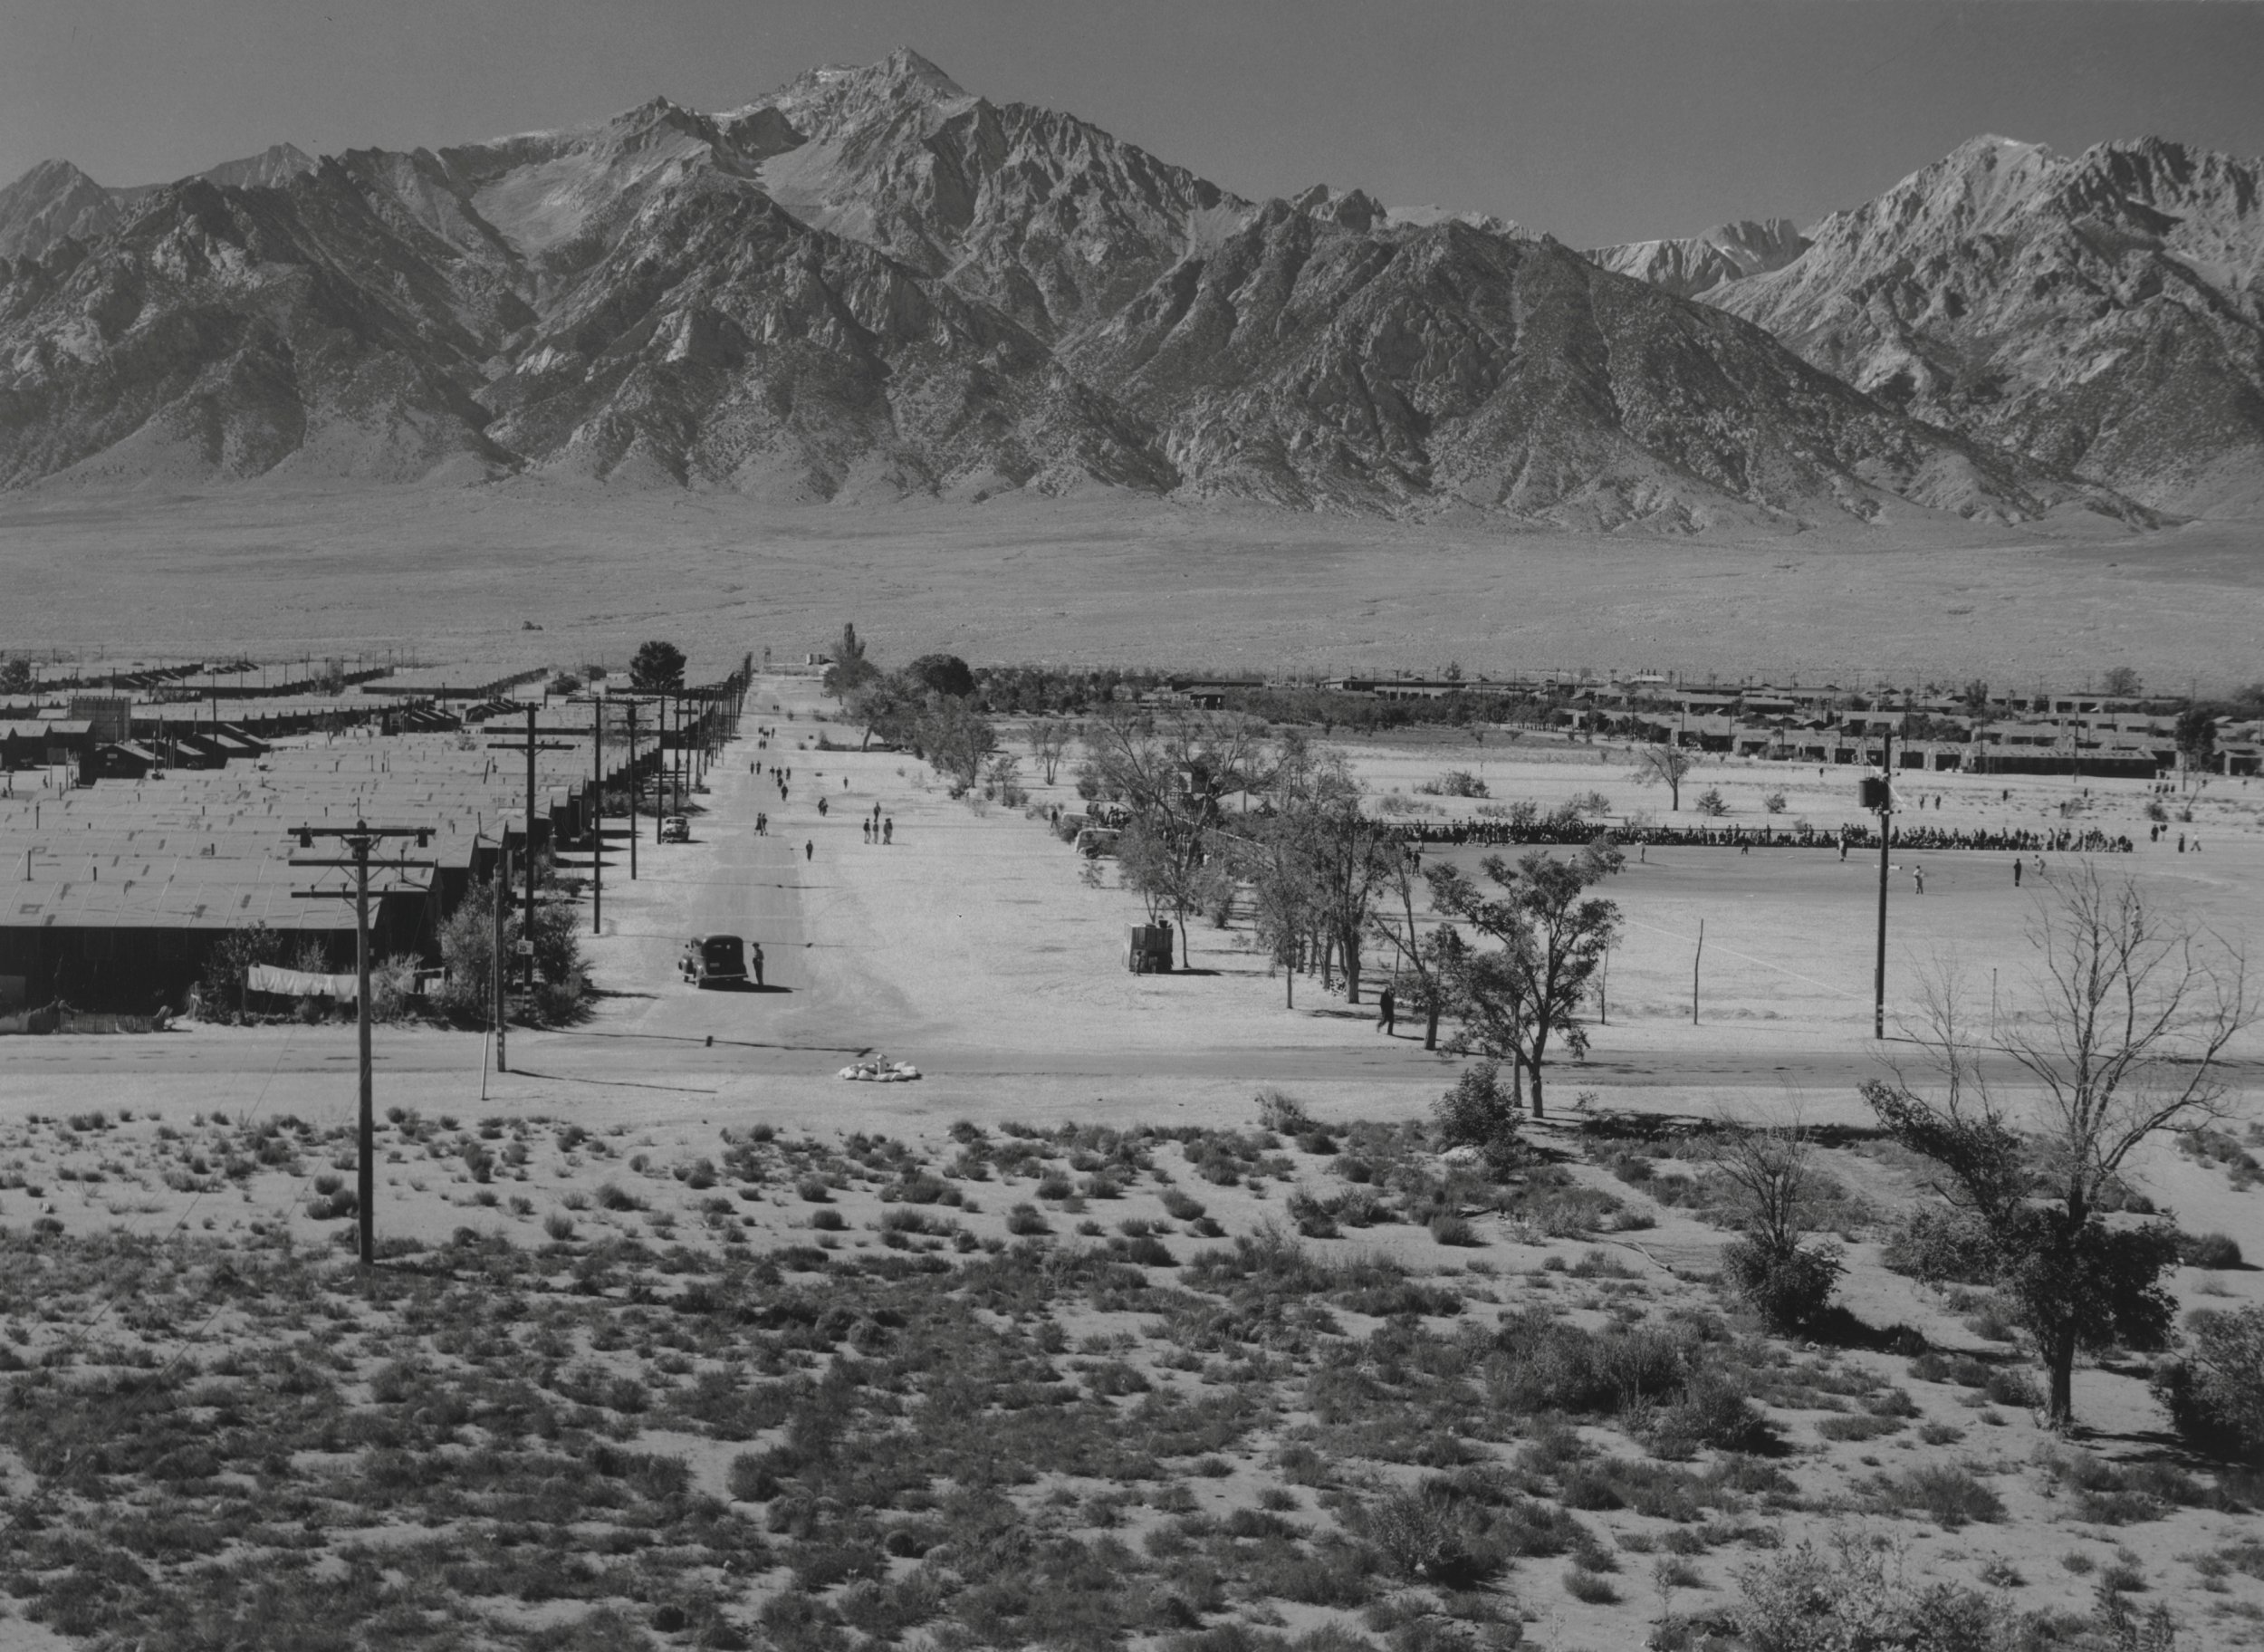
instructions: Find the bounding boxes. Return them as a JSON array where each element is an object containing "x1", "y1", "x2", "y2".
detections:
[
  {"x1": 1875, "y1": 725, "x2": 1893, "y2": 1041},
  {"x1": 656, "y1": 693, "x2": 667, "y2": 845},
  {"x1": 353, "y1": 840, "x2": 373, "y2": 1268},
  {"x1": 523, "y1": 705, "x2": 536, "y2": 991},
  {"x1": 590, "y1": 693, "x2": 602, "y2": 936},
  {"x1": 494, "y1": 838, "x2": 509, "y2": 1073},
  {"x1": 626, "y1": 703, "x2": 638, "y2": 880}
]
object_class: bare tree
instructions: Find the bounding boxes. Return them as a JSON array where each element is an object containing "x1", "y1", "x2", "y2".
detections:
[
  {"x1": 1028, "y1": 718, "x2": 1079, "y2": 786},
  {"x1": 1369, "y1": 851, "x2": 1448, "y2": 1049},
  {"x1": 1865, "y1": 862, "x2": 2254, "y2": 1427},
  {"x1": 1629, "y1": 742, "x2": 1696, "y2": 812},
  {"x1": 1704, "y1": 1104, "x2": 1845, "y2": 1330}
]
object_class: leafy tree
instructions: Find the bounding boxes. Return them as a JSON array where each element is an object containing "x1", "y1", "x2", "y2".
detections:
[
  {"x1": 912, "y1": 696, "x2": 997, "y2": 795},
  {"x1": 2100, "y1": 666, "x2": 2143, "y2": 697},
  {"x1": 820, "y1": 624, "x2": 878, "y2": 699},
  {"x1": 0, "y1": 657, "x2": 30, "y2": 696},
  {"x1": 629, "y1": 639, "x2": 686, "y2": 691},
  {"x1": 1432, "y1": 1062, "x2": 1524, "y2": 1176},
  {"x1": 1694, "y1": 786, "x2": 1729, "y2": 817},
  {"x1": 904, "y1": 652, "x2": 974, "y2": 699},
  {"x1": 2154, "y1": 1305, "x2": 2264, "y2": 1464},
  {"x1": 2175, "y1": 705, "x2": 2217, "y2": 771},
  {"x1": 1425, "y1": 842, "x2": 1623, "y2": 1118},
  {"x1": 436, "y1": 875, "x2": 589, "y2": 1027},
  {"x1": 1958, "y1": 678, "x2": 1991, "y2": 718},
  {"x1": 1864, "y1": 863, "x2": 2254, "y2": 1426},
  {"x1": 845, "y1": 676, "x2": 916, "y2": 750},
  {"x1": 1630, "y1": 742, "x2": 1695, "y2": 811},
  {"x1": 197, "y1": 923, "x2": 283, "y2": 1020},
  {"x1": 1087, "y1": 707, "x2": 1271, "y2": 969}
]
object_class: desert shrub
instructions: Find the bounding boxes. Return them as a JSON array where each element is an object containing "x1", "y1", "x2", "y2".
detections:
[
  {"x1": 1160, "y1": 1188, "x2": 1206, "y2": 1222},
  {"x1": 2154, "y1": 1306, "x2": 2264, "y2": 1465},
  {"x1": 1879, "y1": 1206, "x2": 1995, "y2": 1285},
  {"x1": 1874, "y1": 1465, "x2": 2004, "y2": 1528},
  {"x1": 1983, "y1": 1368, "x2": 2039, "y2": 1408},
  {"x1": 1288, "y1": 1189, "x2": 1341, "y2": 1239},
  {"x1": 1651, "y1": 1372, "x2": 1778, "y2": 1457},
  {"x1": 2176, "y1": 1231, "x2": 2244, "y2": 1270},
  {"x1": 796, "y1": 1177, "x2": 831, "y2": 1203},
  {"x1": 808, "y1": 1209, "x2": 846, "y2": 1232},
  {"x1": 1350, "y1": 1483, "x2": 1497, "y2": 1588},
  {"x1": 1256, "y1": 1088, "x2": 1313, "y2": 1134},
  {"x1": 1734, "y1": 1532, "x2": 2016, "y2": 1650},
  {"x1": 1432, "y1": 1063, "x2": 1524, "y2": 1176},
  {"x1": 1489, "y1": 1312, "x2": 1691, "y2": 1418},
  {"x1": 1428, "y1": 1215, "x2": 1480, "y2": 1247},
  {"x1": 1005, "y1": 1204, "x2": 1050, "y2": 1236},
  {"x1": 1722, "y1": 1236, "x2": 1845, "y2": 1333},
  {"x1": 595, "y1": 1182, "x2": 645, "y2": 1212}
]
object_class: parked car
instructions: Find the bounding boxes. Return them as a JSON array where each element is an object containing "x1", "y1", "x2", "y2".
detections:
[
  {"x1": 660, "y1": 814, "x2": 690, "y2": 842},
  {"x1": 679, "y1": 935, "x2": 747, "y2": 986}
]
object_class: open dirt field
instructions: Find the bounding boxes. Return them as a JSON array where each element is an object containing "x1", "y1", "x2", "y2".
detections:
[
  {"x1": 3, "y1": 483, "x2": 2261, "y2": 689},
  {"x1": 4, "y1": 675, "x2": 2262, "y2": 1649}
]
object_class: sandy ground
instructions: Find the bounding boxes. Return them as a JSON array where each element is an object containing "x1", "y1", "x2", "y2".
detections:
[{"x1": 3, "y1": 484, "x2": 2260, "y2": 688}]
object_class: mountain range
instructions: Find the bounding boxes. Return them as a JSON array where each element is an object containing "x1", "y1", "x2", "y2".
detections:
[{"x1": 0, "y1": 49, "x2": 2250, "y2": 526}]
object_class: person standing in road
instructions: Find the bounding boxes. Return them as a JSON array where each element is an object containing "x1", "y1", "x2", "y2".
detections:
[
  {"x1": 1913, "y1": 863, "x2": 1924, "y2": 896},
  {"x1": 2013, "y1": 858, "x2": 2022, "y2": 888},
  {"x1": 1377, "y1": 984, "x2": 1396, "y2": 1036},
  {"x1": 883, "y1": 817, "x2": 893, "y2": 845},
  {"x1": 805, "y1": 840, "x2": 813, "y2": 861},
  {"x1": 751, "y1": 942, "x2": 764, "y2": 988}
]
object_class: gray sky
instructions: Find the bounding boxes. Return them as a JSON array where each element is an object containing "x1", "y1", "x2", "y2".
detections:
[{"x1": 5, "y1": 0, "x2": 2261, "y2": 247}]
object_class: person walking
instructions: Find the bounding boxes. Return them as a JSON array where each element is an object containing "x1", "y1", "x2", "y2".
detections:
[
  {"x1": 1913, "y1": 863, "x2": 1924, "y2": 896},
  {"x1": 2013, "y1": 858, "x2": 2022, "y2": 888},
  {"x1": 817, "y1": 796, "x2": 828, "y2": 817},
  {"x1": 1377, "y1": 984, "x2": 1396, "y2": 1036},
  {"x1": 750, "y1": 942, "x2": 764, "y2": 988},
  {"x1": 804, "y1": 840, "x2": 813, "y2": 862},
  {"x1": 883, "y1": 817, "x2": 893, "y2": 844}
]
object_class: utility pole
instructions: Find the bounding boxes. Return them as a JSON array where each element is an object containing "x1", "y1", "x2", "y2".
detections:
[
  {"x1": 1873, "y1": 725, "x2": 1894, "y2": 1040},
  {"x1": 487, "y1": 707, "x2": 577, "y2": 991},
  {"x1": 624, "y1": 701, "x2": 638, "y2": 880},
  {"x1": 494, "y1": 836, "x2": 508, "y2": 1073},
  {"x1": 291, "y1": 819, "x2": 433, "y2": 1268}
]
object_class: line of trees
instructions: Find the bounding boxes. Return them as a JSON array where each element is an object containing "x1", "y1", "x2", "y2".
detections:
[{"x1": 820, "y1": 626, "x2": 999, "y2": 795}]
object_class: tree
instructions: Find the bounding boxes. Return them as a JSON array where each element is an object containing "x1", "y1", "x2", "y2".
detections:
[
  {"x1": 1630, "y1": 742, "x2": 1695, "y2": 811},
  {"x1": 1028, "y1": 719, "x2": 1078, "y2": 785},
  {"x1": 1425, "y1": 842, "x2": 1624, "y2": 1118},
  {"x1": 1369, "y1": 852, "x2": 1449, "y2": 1049},
  {"x1": 1705, "y1": 1109, "x2": 1846, "y2": 1331},
  {"x1": 1863, "y1": 863, "x2": 2254, "y2": 1427},
  {"x1": 904, "y1": 653, "x2": 974, "y2": 699},
  {"x1": 1, "y1": 657, "x2": 34, "y2": 696},
  {"x1": 629, "y1": 639, "x2": 686, "y2": 691},
  {"x1": 820, "y1": 625, "x2": 878, "y2": 699},
  {"x1": 845, "y1": 676, "x2": 916, "y2": 750},
  {"x1": 1959, "y1": 678, "x2": 1991, "y2": 719},
  {"x1": 2101, "y1": 666, "x2": 2143, "y2": 697},
  {"x1": 912, "y1": 696, "x2": 997, "y2": 795},
  {"x1": 437, "y1": 874, "x2": 590, "y2": 1027},
  {"x1": 2175, "y1": 706, "x2": 2217, "y2": 773},
  {"x1": 1087, "y1": 707, "x2": 1271, "y2": 969}
]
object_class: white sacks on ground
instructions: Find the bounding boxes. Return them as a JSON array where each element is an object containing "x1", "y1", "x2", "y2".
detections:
[{"x1": 839, "y1": 1057, "x2": 922, "y2": 1082}]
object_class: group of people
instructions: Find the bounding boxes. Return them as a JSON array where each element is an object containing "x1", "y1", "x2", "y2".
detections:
[{"x1": 1392, "y1": 817, "x2": 2135, "y2": 855}]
